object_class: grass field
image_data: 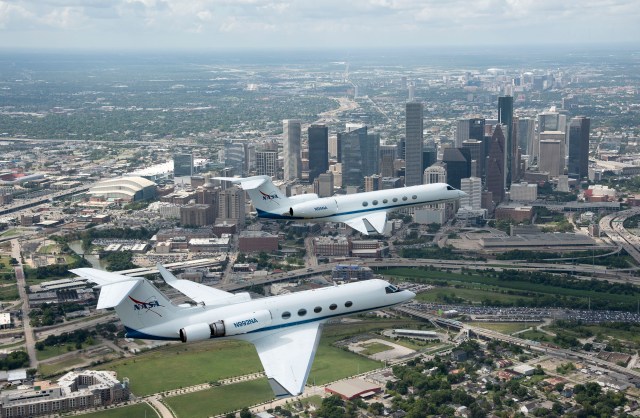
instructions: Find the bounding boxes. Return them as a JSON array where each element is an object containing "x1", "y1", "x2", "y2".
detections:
[
  {"x1": 103, "y1": 340, "x2": 263, "y2": 397},
  {"x1": 81, "y1": 403, "x2": 158, "y2": 418},
  {"x1": 0, "y1": 229, "x2": 20, "y2": 238},
  {"x1": 0, "y1": 283, "x2": 18, "y2": 300},
  {"x1": 550, "y1": 324, "x2": 640, "y2": 345},
  {"x1": 360, "y1": 342, "x2": 393, "y2": 356},
  {"x1": 36, "y1": 341, "x2": 97, "y2": 361},
  {"x1": 382, "y1": 267, "x2": 640, "y2": 309},
  {"x1": 164, "y1": 379, "x2": 274, "y2": 418},
  {"x1": 469, "y1": 322, "x2": 536, "y2": 334},
  {"x1": 39, "y1": 357, "x2": 85, "y2": 376},
  {"x1": 417, "y1": 287, "x2": 532, "y2": 305},
  {"x1": 518, "y1": 329, "x2": 552, "y2": 343}
]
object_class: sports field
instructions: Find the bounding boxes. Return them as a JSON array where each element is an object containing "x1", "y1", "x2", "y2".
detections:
[{"x1": 164, "y1": 379, "x2": 274, "y2": 418}]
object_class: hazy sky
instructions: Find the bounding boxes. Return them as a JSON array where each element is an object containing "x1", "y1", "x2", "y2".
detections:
[{"x1": 1, "y1": 0, "x2": 639, "y2": 51}]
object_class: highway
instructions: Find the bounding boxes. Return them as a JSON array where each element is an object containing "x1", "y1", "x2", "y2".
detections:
[{"x1": 599, "y1": 208, "x2": 640, "y2": 265}]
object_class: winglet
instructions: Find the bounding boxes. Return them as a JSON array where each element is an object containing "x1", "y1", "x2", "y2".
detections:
[{"x1": 157, "y1": 263, "x2": 177, "y2": 284}]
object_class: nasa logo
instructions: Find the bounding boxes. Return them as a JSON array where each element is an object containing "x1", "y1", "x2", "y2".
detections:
[
  {"x1": 314, "y1": 206, "x2": 328, "y2": 211},
  {"x1": 130, "y1": 296, "x2": 164, "y2": 317},
  {"x1": 259, "y1": 190, "x2": 279, "y2": 200},
  {"x1": 233, "y1": 318, "x2": 258, "y2": 328}
]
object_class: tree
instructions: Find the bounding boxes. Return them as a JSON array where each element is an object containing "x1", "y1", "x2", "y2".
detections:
[{"x1": 239, "y1": 407, "x2": 252, "y2": 418}]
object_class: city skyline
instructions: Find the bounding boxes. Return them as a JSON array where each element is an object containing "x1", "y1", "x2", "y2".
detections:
[{"x1": 1, "y1": 0, "x2": 639, "y2": 51}]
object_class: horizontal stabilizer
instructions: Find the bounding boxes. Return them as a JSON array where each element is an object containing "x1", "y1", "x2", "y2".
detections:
[
  {"x1": 96, "y1": 280, "x2": 141, "y2": 309},
  {"x1": 212, "y1": 175, "x2": 269, "y2": 190},
  {"x1": 156, "y1": 264, "x2": 237, "y2": 306}
]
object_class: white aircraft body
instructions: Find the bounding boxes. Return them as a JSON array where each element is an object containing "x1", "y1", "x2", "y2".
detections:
[
  {"x1": 71, "y1": 265, "x2": 415, "y2": 397},
  {"x1": 213, "y1": 175, "x2": 466, "y2": 234}
]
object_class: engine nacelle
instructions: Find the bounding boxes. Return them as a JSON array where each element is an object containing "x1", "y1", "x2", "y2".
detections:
[
  {"x1": 179, "y1": 323, "x2": 211, "y2": 343},
  {"x1": 289, "y1": 198, "x2": 337, "y2": 218},
  {"x1": 178, "y1": 309, "x2": 272, "y2": 343}
]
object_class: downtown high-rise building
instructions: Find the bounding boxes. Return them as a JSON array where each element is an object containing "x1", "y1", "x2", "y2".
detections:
[
  {"x1": 455, "y1": 117, "x2": 485, "y2": 147},
  {"x1": 173, "y1": 153, "x2": 194, "y2": 177},
  {"x1": 539, "y1": 139, "x2": 564, "y2": 177},
  {"x1": 338, "y1": 126, "x2": 368, "y2": 188},
  {"x1": 442, "y1": 148, "x2": 471, "y2": 190},
  {"x1": 405, "y1": 102, "x2": 424, "y2": 186},
  {"x1": 217, "y1": 186, "x2": 246, "y2": 226},
  {"x1": 486, "y1": 125, "x2": 506, "y2": 204},
  {"x1": 517, "y1": 118, "x2": 536, "y2": 162},
  {"x1": 460, "y1": 177, "x2": 482, "y2": 210},
  {"x1": 462, "y1": 140, "x2": 484, "y2": 179},
  {"x1": 535, "y1": 109, "x2": 567, "y2": 163},
  {"x1": 498, "y1": 96, "x2": 514, "y2": 188},
  {"x1": 256, "y1": 150, "x2": 278, "y2": 178},
  {"x1": 283, "y1": 119, "x2": 302, "y2": 181},
  {"x1": 224, "y1": 141, "x2": 247, "y2": 177},
  {"x1": 308, "y1": 124, "x2": 329, "y2": 183},
  {"x1": 424, "y1": 162, "x2": 447, "y2": 185},
  {"x1": 567, "y1": 116, "x2": 590, "y2": 179}
]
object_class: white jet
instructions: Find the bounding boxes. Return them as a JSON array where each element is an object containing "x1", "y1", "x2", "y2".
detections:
[
  {"x1": 71, "y1": 265, "x2": 415, "y2": 397},
  {"x1": 213, "y1": 175, "x2": 466, "y2": 234}
]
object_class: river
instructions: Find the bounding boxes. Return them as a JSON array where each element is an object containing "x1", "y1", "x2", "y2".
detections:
[{"x1": 68, "y1": 240, "x2": 106, "y2": 270}]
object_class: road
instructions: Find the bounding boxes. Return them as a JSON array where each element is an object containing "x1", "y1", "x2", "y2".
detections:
[
  {"x1": 396, "y1": 305, "x2": 640, "y2": 381},
  {"x1": 12, "y1": 239, "x2": 38, "y2": 369},
  {"x1": 599, "y1": 208, "x2": 640, "y2": 265}
]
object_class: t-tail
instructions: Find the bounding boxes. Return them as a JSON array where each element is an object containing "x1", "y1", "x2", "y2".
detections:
[
  {"x1": 70, "y1": 268, "x2": 181, "y2": 339},
  {"x1": 213, "y1": 175, "x2": 288, "y2": 214}
]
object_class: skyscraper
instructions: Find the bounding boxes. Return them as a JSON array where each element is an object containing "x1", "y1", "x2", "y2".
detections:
[
  {"x1": 405, "y1": 102, "x2": 424, "y2": 186},
  {"x1": 517, "y1": 118, "x2": 536, "y2": 162},
  {"x1": 173, "y1": 153, "x2": 194, "y2": 177},
  {"x1": 283, "y1": 119, "x2": 302, "y2": 181},
  {"x1": 461, "y1": 140, "x2": 484, "y2": 179},
  {"x1": 460, "y1": 177, "x2": 482, "y2": 210},
  {"x1": 217, "y1": 186, "x2": 246, "y2": 226},
  {"x1": 442, "y1": 148, "x2": 471, "y2": 189},
  {"x1": 308, "y1": 124, "x2": 329, "y2": 183},
  {"x1": 224, "y1": 141, "x2": 246, "y2": 177},
  {"x1": 498, "y1": 96, "x2": 514, "y2": 187},
  {"x1": 338, "y1": 126, "x2": 368, "y2": 188},
  {"x1": 256, "y1": 150, "x2": 278, "y2": 178},
  {"x1": 539, "y1": 139, "x2": 564, "y2": 177},
  {"x1": 568, "y1": 117, "x2": 590, "y2": 179},
  {"x1": 486, "y1": 125, "x2": 506, "y2": 204}
]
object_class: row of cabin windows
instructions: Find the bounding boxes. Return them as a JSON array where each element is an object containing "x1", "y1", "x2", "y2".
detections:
[
  {"x1": 281, "y1": 301, "x2": 353, "y2": 320},
  {"x1": 362, "y1": 195, "x2": 418, "y2": 207}
]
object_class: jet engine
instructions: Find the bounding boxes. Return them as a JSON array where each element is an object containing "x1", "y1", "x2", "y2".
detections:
[
  {"x1": 179, "y1": 309, "x2": 272, "y2": 343},
  {"x1": 288, "y1": 198, "x2": 338, "y2": 218}
]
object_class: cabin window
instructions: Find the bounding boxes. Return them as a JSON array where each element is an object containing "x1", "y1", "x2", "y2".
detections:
[
  {"x1": 345, "y1": 301, "x2": 353, "y2": 308},
  {"x1": 314, "y1": 306, "x2": 322, "y2": 313},
  {"x1": 402, "y1": 196, "x2": 408, "y2": 201},
  {"x1": 392, "y1": 198, "x2": 398, "y2": 202},
  {"x1": 298, "y1": 309, "x2": 307, "y2": 316},
  {"x1": 412, "y1": 195, "x2": 417, "y2": 200},
  {"x1": 329, "y1": 303, "x2": 337, "y2": 310},
  {"x1": 282, "y1": 311, "x2": 291, "y2": 319},
  {"x1": 383, "y1": 199, "x2": 388, "y2": 204},
  {"x1": 362, "y1": 202, "x2": 368, "y2": 207},
  {"x1": 372, "y1": 200, "x2": 378, "y2": 205}
]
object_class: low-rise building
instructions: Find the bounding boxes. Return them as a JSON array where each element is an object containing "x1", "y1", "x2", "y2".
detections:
[
  {"x1": 331, "y1": 265, "x2": 373, "y2": 281},
  {"x1": 238, "y1": 231, "x2": 279, "y2": 253},
  {"x1": 0, "y1": 370, "x2": 129, "y2": 417}
]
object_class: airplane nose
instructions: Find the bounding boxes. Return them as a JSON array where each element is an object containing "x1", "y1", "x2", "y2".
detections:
[
  {"x1": 404, "y1": 290, "x2": 416, "y2": 300},
  {"x1": 458, "y1": 190, "x2": 468, "y2": 198}
]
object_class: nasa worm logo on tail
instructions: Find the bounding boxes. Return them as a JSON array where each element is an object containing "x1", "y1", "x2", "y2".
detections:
[
  {"x1": 259, "y1": 190, "x2": 280, "y2": 205},
  {"x1": 130, "y1": 296, "x2": 163, "y2": 317}
]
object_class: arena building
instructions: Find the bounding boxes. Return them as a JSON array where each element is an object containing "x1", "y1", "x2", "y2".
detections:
[{"x1": 87, "y1": 176, "x2": 157, "y2": 202}]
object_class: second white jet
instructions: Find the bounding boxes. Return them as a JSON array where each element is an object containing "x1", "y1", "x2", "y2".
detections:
[{"x1": 214, "y1": 175, "x2": 466, "y2": 235}]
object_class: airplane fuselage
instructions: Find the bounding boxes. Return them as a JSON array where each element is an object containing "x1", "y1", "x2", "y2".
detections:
[
  {"x1": 124, "y1": 279, "x2": 413, "y2": 342},
  {"x1": 257, "y1": 183, "x2": 464, "y2": 222}
]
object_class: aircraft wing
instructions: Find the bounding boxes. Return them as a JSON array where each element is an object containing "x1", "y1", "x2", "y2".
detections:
[
  {"x1": 250, "y1": 322, "x2": 323, "y2": 397},
  {"x1": 344, "y1": 211, "x2": 388, "y2": 235},
  {"x1": 156, "y1": 264, "x2": 235, "y2": 305}
]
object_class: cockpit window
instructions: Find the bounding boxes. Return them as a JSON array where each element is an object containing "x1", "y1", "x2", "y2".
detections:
[
  {"x1": 385, "y1": 285, "x2": 401, "y2": 294},
  {"x1": 447, "y1": 185, "x2": 455, "y2": 191}
]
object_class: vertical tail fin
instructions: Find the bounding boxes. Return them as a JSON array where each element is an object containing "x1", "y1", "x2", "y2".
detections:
[
  {"x1": 213, "y1": 175, "x2": 289, "y2": 214},
  {"x1": 71, "y1": 268, "x2": 181, "y2": 333}
]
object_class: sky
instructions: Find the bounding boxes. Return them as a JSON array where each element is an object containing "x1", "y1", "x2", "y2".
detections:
[{"x1": 1, "y1": 0, "x2": 639, "y2": 51}]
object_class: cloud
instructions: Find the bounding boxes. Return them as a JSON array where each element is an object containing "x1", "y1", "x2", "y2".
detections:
[{"x1": 0, "y1": 0, "x2": 638, "y2": 49}]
